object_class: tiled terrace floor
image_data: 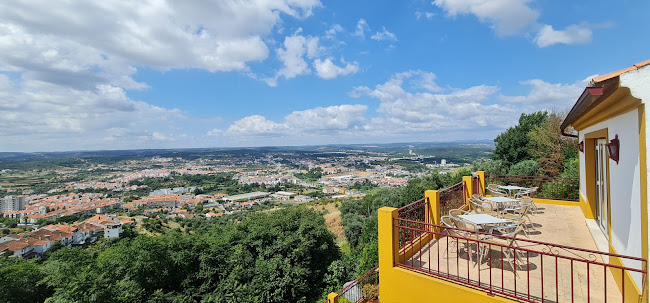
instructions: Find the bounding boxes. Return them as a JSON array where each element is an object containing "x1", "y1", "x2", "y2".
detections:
[{"x1": 402, "y1": 204, "x2": 631, "y2": 303}]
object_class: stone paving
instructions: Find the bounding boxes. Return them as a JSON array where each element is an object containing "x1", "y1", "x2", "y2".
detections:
[{"x1": 402, "y1": 204, "x2": 637, "y2": 303}]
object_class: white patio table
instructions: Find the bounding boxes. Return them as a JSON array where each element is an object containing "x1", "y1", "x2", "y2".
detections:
[
  {"x1": 458, "y1": 214, "x2": 508, "y2": 231},
  {"x1": 497, "y1": 185, "x2": 529, "y2": 197},
  {"x1": 483, "y1": 196, "x2": 520, "y2": 214}
]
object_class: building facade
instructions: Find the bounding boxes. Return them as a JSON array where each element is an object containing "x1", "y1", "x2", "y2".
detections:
[
  {"x1": 1, "y1": 195, "x2": 25, "y2": 213},
  {"x1": 561, "y1": 60, "x2": 650, "y2": 295}
]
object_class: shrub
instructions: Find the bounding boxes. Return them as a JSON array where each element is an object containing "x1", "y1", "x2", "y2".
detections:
[
  {"x1": 508, "y1": 160, "x2": 539, "y2": 176},
  {"x1": 362, "y1": 283, "x2": 379, "y2": 300}
]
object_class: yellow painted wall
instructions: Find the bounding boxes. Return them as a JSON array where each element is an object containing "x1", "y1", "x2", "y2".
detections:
[
  {"x1": 380, "y1": 267, "x2": 516, "y2": 303},
  {"x1": 533, "y1": 197, "x2": 581, "y2": 206},
  {"x1": 608, "y1": 244, "x2": 644, "y2": 303},
  {"x1": 378, "y1": 207, "x2": 517, "y2": 303}
]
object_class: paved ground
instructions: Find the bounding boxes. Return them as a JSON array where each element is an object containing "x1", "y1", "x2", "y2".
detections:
[{"x1": 403, "y1": 203, "x2": 632, "y2": 303}]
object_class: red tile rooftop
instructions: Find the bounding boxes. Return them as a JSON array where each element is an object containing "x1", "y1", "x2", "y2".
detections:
[
  {"x1": 592, "y1": 59, "x2": 650, "y2": 84},
  {"x1": 0, "y1": 240, "x2": 30, "y2": 252}
]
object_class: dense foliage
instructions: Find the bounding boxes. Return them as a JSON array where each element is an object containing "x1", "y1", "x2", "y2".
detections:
[
  {"x1": 485, "y1": 110, "x2": 578, "y2": 179},
  {"x1": 493, "y1": 111, "x2": 548, "y2": 166},
  {"x1": 0, "y1": 208, "x2": 339, "y2": 303}
]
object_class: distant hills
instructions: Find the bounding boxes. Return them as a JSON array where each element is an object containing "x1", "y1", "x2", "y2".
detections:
[{"x1": 0, "y1": 140, "x2": 494, "y2": 163}]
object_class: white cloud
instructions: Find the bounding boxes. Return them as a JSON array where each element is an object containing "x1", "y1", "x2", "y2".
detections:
[
  {"x1": 352, "y1": 72, "x2": 508, "y2": 134},
  {"x1": 0, "y1": 1, "x2": 322, "y2": 86},
  {"x1": 432, "y1": 0, "x2": 599, "y2": 47},
  {"x1": 0, "y1": 78, "x2": 184, "y2": 151},
  {"x1": 227, "y1": 115, "x2": 287, "y2": 135},
  {"x1": 354, "y1": 19, "x2": 370, "y2": 38},
  {"x1": 221, "y1": 71, "x2": 591, "y2": 145},
  {"x1": 371, "y1": 27, "x2": 398, "y2": 41},
  {"x1": 433, "y1": 0, "x2": 539, "y2": 36},
  {"x1": 285, "y1": 105, "x2": 368, "y2": 131},
  {"x1": 263, "y1": 32, "x2": 324, "y2": 86},
  {"x1": 325, "y1": 24, "x2": 344, "y2": 39},
  {"x1": 206, "y1": 128, "x2": 223, "y2": 137},
  {"x1": 313, "y1": 58, "x2": 359, "y2": 79},
  {"x1": 415, "y1": 11, "x2": 436, "y2": 20},
  {"x1": 225, "y1": 104, "x2": 368, "y2": 136},
  {"x1": 276, "y1": 35, "x2": 317, "y2": 79},
  {"x1": 499, "y1": 78, "x2": 588, "y2": 108},
  {"x1": 534, "y1": 24, "x2": 593, "y2": 47},
  {"x1": 0, "y1": 0, "x2": 327, "y2": 150}
]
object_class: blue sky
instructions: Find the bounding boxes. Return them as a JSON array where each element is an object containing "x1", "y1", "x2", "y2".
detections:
[{"x1": 0, "y1": 0, "x2": 648, "y2": 152}]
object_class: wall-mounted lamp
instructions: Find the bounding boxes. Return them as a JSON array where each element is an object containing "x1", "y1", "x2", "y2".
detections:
[
  {"x1": 606, "y1": 134, "x2": 620, "y2": 164},
  {"x1": 578, "y1": 141, "x2": 584, "y2": 153}
]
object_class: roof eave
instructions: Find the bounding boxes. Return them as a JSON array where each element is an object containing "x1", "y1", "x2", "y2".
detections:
[{"x1": 561, "y1": 77, "x2": 619, "y2": 137}]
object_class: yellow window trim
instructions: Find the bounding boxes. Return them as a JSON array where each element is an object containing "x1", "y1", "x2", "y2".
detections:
[{"x1": 582, "y1": 128, "x2": 608, "y2": 221}]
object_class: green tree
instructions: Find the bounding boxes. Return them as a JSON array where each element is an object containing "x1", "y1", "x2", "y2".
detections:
[
  {"x1": 472, "y1": 159, "x2": 509, "y2": 175},
  {"x1": 493, "y1": 111, "x2": 548, "y2": 165},
  {"x1": 507, "y1": 160, "x2": 539, "y2": 176},
  {"x1": 528, "y1": 111, "x2": 578, "y2": 177},
  {"x1": 0, "y1": 259, "x2": 52, "y2": 303}
]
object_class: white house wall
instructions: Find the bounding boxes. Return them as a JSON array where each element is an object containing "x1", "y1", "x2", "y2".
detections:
[
  {"x1": 621, "y1": 65, "x2": 650, "y2": 292},
  {"x1": 580, "y1": 108, "x2": 643, "y2": 288}
]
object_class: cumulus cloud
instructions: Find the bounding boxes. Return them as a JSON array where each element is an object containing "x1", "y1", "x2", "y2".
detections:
[
  {"x1": 0, "y1": 1, "x2": 321, "y2": 85},
  {"x1": 534, "y1": 24, "x2": 593, "y2": 47},
  {"x1": 225, "y1": 104, "x2": 368, "y2": 136},
  {"x1": 277, "y1": 34, "x2": 320, "y2": 78},
  {"x1": 0, "y1": 0, "x2": 325, "y2": 150},
  {"x1": 499, "y1": 78, "x2": 588, "y2": 108},
  {"x1": 354, "y1": 19, "x2": 370, "y2": 38},
  {"x1": 433, "y1": 0, "x2": 539, "y2": 36},
  {"x1": 325, "y1": 24, "x2": 344, "y2": 39},
  {"x1": 313, "y1": 58, "x2": 359, "y2": 79},
  {"x1": 371, "y1": 27, "x2": 398, "y2": 41},
  {"x1": 227, "y1": 115, "x2": 288, "y2": 135},
  {"x1": 263, "y1": 32, "x2": 324, "y2": 86},
  {"x1": 219, "y1": 70, "x2": 591, "y2": 145},
  {"x1": 0, "y1": 78, "x2": 184, "y2": 151},
  {"x1": 432, "y1": 0, "x2": 601, "y2": 47},
  {"x1": 352, "y1": 71, "x2": 510, "y2": 134}
]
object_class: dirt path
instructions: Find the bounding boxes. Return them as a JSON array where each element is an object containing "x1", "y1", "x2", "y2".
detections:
[{"x1": 309, "y1": 203, "x2": 347, "y2": 247}]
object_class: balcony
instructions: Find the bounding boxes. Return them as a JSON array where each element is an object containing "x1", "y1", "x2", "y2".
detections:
[{"x1": 326, "y1": 172, "x2": 647, "y2": 303}]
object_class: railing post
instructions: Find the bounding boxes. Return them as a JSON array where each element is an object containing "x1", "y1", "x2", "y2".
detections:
[
  {"x1": 425, "y1": 190, "x2": 440, "y2": 226},
  {"x1": 327, "y1": 292, "x2": 339, "y2": 303},
  {"x1": 378, "y1": 207, "x2": 398, "y2": 300},
  {"x1": 425, "y1": 190, "x2": 441, "y2": 241},
  {"x1": 477, "y1": 171, "x2": 486, "y2": 196},
  {"x1": 378, "y1": 207, "x2": 399, "y2": 267},
  {"x1": 463, "y1": 175, "x2": 473, "y2": 208}
]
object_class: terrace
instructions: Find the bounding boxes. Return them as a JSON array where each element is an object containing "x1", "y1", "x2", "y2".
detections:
[{"x1": 326, "y1": 172, "x2": 647, "y2": 303}]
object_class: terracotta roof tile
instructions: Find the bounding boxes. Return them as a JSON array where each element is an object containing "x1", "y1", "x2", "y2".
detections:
[
  {"x1": 0, "y1": 240, "x2": 30, "y2": 252},
  {"x1": 592, "y1": 60, "x2": 650, "y2": 84}
]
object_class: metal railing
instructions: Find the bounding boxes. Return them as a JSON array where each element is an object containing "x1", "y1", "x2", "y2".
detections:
[
  {"x1": 439, "y1": 181, "x2": 467, "y2": 216},
  {"x1": 397, "y1": 198, "x2": 428, "y2": 250},
  {"x1": 486, "y1": 175, "x2": 579, "y2": 201},
  {"x1": 326, "y1": 266, "x2": 379, "y2": 303},
  {"x1": 472, "y1": 175, "x2": 481, "y2": 197},
  {"x1": 394, "y1": 218, "x2": 646, "y2": 303}
]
